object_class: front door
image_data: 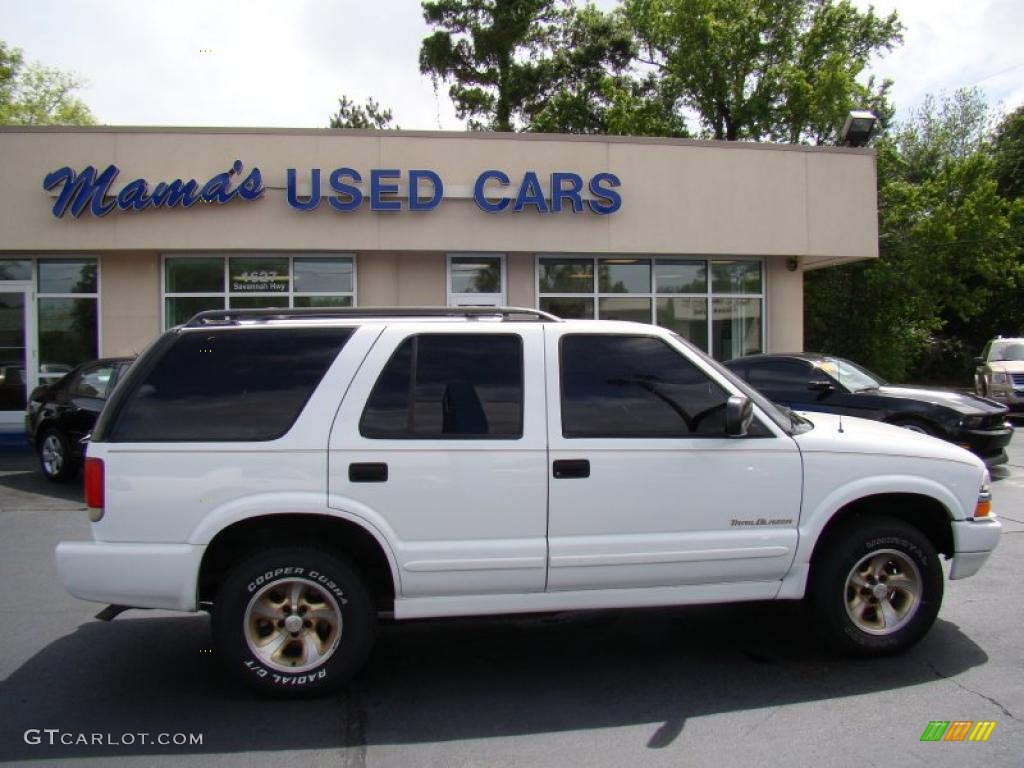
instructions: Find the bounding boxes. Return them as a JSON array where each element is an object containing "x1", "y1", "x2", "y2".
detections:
[
  {"x1": 544, "y1": 327, "x2": 803, "y2": 592},
  {"x1": 0, "y1": 288, "x2": 34, "y2": 422},
  {"x1": 447, "y1": 253, "x2": 506, "y2": 307}
]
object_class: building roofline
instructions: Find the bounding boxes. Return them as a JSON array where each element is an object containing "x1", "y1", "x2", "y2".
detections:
[{"x1": 0, "y1": 125, "x2": 875, "y2": 156}]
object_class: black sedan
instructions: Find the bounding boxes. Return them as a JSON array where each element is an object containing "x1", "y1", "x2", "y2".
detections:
[
  {"x1": 25, "y1": 357, "x2": 134, "y2": 482},
  {"x1": 725, "y1": 353, "x2": 1013, "y2": 466}
]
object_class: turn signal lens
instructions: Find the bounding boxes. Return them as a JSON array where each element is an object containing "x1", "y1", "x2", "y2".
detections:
[
  {"x1": 84, "y1": 457, "x2": 105, "y2": 516},
  {"x1": 974, "y1": 495, "x2": 992, "y2": 518}
]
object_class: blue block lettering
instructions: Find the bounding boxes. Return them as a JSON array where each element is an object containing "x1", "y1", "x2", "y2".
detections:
[
  {"x1": 474, "y1": 170, "x2": 511, "y2": 213},
  {"x1": 329, "y1": 168, "x2": 363, "y2": 212},
  {"x1": 370, "y1": 169, "x2": 402, "y2": 211}
]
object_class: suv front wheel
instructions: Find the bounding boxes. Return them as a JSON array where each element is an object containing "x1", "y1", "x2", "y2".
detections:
[
  {"x1": 809, "y1": 517, "x2": 943, "y2": 656},
  {"x1": 212, "y1": 547, "x2": 376, "y2": 697}
]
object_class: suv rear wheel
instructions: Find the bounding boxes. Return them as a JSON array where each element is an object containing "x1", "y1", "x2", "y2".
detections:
[
  {"x1": 809, "y1": 517, "x2": 943, "y2": 656},
  {"x1": 212, "y1": 547, "x2": 376, "y2": 697}
]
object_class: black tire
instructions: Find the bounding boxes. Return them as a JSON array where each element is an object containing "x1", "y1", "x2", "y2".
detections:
[
  {"x1": 212, "y1": 547, "x2": 376, "y2": 698},
  {"x1": 808, "y1": 516, "x2": 943, "y2": 656},
  {"x1": 37, "y1": 428, "x2": 78, "y2": 483}
]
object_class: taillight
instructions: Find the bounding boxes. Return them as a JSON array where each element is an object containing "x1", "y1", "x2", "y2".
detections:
[{"x1": 84, "y1": 457, "x2": 104, "y2": 519}]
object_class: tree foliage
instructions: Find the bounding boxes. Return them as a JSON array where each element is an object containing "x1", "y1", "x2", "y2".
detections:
[
  {"x1": 623, "y1": 0, "x2": 901, "y2": 142},
  {"x1": 328, "y1": 95, "x2": 397, "y2": 129},
  {"x1": 527, "y1": 5, "x2": 688, "y2": 137},
  {"x1": 0, "y1": 41, "x2": 95, "y2": 126},
  {"x1": 991, "y1": 104, "x2": 1024, "y2": 200},
  {"x1": 419, "y1": 0, "x2": 561, "y2": 131},
  {"x1": 806, "y1": 89, "x2": 1024, "y2": 383}
]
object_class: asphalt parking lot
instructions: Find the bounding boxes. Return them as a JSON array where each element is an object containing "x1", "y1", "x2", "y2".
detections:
[{"x1": 0, "y1": 433, "x2": 1022, "y2": 767}]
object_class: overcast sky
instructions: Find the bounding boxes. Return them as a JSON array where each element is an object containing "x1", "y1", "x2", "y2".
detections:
[{"x1": 4, "y1": 0, "x2": 1022, "y2": 132}]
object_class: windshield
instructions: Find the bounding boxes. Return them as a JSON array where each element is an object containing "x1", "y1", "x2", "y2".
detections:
[
  {"x1": 992, "y1": 342, "x2": 1024, "y2": 362},
  {"x1": 814, "y1": 357, "x2": 885, "y2": 392},
  {"x1": 667, "y1": 334, "x2": 804, "y2": 434}
]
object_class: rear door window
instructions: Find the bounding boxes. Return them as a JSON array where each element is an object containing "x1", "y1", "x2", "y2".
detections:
[
  {"x1": 109, "y1": 327, "x2": 352, "y2": 441},
  {"x1": 360, "y1": 334, "x2": 523, "y2": 439}
]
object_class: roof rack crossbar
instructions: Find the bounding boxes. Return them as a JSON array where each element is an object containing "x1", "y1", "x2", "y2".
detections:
[{"x1": 184, "y1": 306, "x2": 561, "y2": 327}]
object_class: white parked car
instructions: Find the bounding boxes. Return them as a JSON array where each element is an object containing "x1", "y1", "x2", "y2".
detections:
[
  {"x1": 975, "y1": 337, "x2": 1024, "y2": 415},
  {"x1": 56, "y1": 308, "x2": 1001, "y2": 697}
]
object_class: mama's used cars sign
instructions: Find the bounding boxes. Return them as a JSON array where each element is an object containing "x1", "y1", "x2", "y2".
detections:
[{"x1": 42, "y1": 161, "x2": 622, "y2": 218}]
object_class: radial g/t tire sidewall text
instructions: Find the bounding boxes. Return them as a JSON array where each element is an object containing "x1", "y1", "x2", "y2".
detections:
[{"x1": 212, "y1": 547, "x2": 376, "y2": 697}]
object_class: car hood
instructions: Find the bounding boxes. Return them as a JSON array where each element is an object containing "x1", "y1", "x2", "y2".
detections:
[
  {"x1": 792, "y1": 411, "x2": 983, "y2": 469},
  {"x1": 863, "y1": 384, "x2": 1006, "y2": 415},
  {"x1": 987, "y1": 360, "x2": 1024, "y2": 373}
]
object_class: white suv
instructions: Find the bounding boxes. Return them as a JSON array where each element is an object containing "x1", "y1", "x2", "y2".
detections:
[{"x1": 56, "y1": 307, "x2": 1001, "y2": 697}]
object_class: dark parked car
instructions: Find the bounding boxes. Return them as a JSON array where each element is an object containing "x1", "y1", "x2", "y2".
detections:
[
  {"x1": 25, "y1": 357, "x2": 134, "y2": 481},
  {"x1": 725, "y1": 353, "x2": 1013, "y2": 466}
]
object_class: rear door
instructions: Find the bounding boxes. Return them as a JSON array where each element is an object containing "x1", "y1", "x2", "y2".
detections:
[
  {"x1": 328, "y1": 324, "x2": 548, "y2": 598},
  {"x1": 545, "y1": 328, "x2": 802, "y2": 592}
]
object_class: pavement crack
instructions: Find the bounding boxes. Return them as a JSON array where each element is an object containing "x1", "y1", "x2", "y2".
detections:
[
  {"x1": 340, "y1": 681, "x2": 368, "y2": 768},
  {"x1": 925, "y1": 661, "x2": 1017, "y2": 720}
]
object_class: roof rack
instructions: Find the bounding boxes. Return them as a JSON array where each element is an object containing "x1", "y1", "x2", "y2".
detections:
[{"x1": 184, "y1": 306, "x2": 562, "y2": 327}]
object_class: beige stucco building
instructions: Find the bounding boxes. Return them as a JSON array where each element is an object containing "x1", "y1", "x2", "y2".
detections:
[{"x1": 0, "y1": 126, "x2": 878, "y2": 424}]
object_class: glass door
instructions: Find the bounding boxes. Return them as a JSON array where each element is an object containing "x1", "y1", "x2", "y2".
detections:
[
  {"x1": 447, "y1": 254, "x2": 506, "y2": 307},
  {"x1": 0, "y1": 287, "x2": 33, "y2": 419}
]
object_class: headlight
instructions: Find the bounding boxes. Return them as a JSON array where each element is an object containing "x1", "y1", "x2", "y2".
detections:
[
  {"x1": 959, "y1": 414, "x2": 985, "y2": 429},
  {"x1": 991, "y1": 372, "x2": 1009, "y2": 385}
]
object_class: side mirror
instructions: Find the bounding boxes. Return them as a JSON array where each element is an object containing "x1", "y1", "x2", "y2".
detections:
[
  {"x1": 725, "y1": 395, "x2": 754, "y2": 437},
  {"x1": 974, "y1": 356, "x2": 985, "y2": 366},
  {"x1": 808, "y1": 379, "x2": 835, "y2": 393}
]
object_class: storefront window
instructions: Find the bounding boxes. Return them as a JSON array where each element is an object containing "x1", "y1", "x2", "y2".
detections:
[
  {"x1": 712, "y1": 260, "x2": 762, "y2": 294},
  {"x1": 0, "y1": 260, "x2": 32, "y2": 281},
  {"x1": 538, "y1": 259, "x2": 593, "y2": 293},
  {"x1": 163, "y1": 254, "x2": 356, "y2": 328},
  {"x1": 450, "y1": 256, "x2": 501, "y2": 294},
  {"x1": 37, "y1": 258, "x2": 99, "y2": 373},
  {"x1": 165, "y1": 257, "x2": 223, "y2": 293},
  {"x1": 713, "y1": 298, "x2": 763, "y2": 361},
  {"x1": 39, "y1": 260, "x2": 97, "y2": 294},
  {"x1": 538, "y1": 255, "x2": 763, "y2": 359},
  {"x1": 229, "y1": 257, "x2": 289, "y2": 293},
  {"x1": 598, "y1": 259, "x2": 650, "y2": 293}
]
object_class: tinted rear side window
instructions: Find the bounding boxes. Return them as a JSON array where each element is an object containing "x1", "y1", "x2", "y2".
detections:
[
  {"x1": 360, "y1": 334, "x2": 523, "y2": 439},
  {"x1": 109, "y1": 327, "x2": 352, "y2": 441},
  {"x1": 561, "y1": 334, "x2": 729, "y2": 438}
]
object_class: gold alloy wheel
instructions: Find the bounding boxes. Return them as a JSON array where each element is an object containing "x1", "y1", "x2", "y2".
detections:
[
  {"x1": 244, "y1": 578, "x2": 343, "y2": 673},
  {"x1": 844, "y1": 549, "x2": 922, "y2": 635}
]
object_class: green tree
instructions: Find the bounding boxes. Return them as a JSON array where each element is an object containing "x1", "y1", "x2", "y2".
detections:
[
  {"x1": 623, "y1": 0, "x2": 901, "y2": 142},
  {"x1": 328, "y1": 95, "x2": 397, "y2": 129},
  {"x1": 0, "y1": 41, "x2": 95, "y2": 125},
  {"x1": 991, "y1": 104, "x2": 1024, "y2": 200},
  {"x1": 419, "y1": 0, "x2": 562, "y2": 131},
  {"x1": 527, "y1": 4, "x2": 688, "y2": 137},
  {"x1": 806, "y1": 89, "x2": 1024, "y2": 383}
]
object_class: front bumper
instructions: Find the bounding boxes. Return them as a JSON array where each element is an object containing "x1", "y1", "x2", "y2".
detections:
[
  {"x1": 55, "y1": 541, "x2": 204, "y2": 612},
  {"x1": 949, "y1": 517, "x2": 1002, "y2": 580},
  {"x1": 958, "y1": 424, "x2": 1013, "y2": 465}
]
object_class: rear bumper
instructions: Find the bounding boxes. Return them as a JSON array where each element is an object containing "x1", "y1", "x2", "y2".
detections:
[
  {"x1": 55, "y1": 541, "x2": 204, "y2": 611},
  {"x1": 949, "y1": 517, "x2": 1002, "y2": 580}
]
